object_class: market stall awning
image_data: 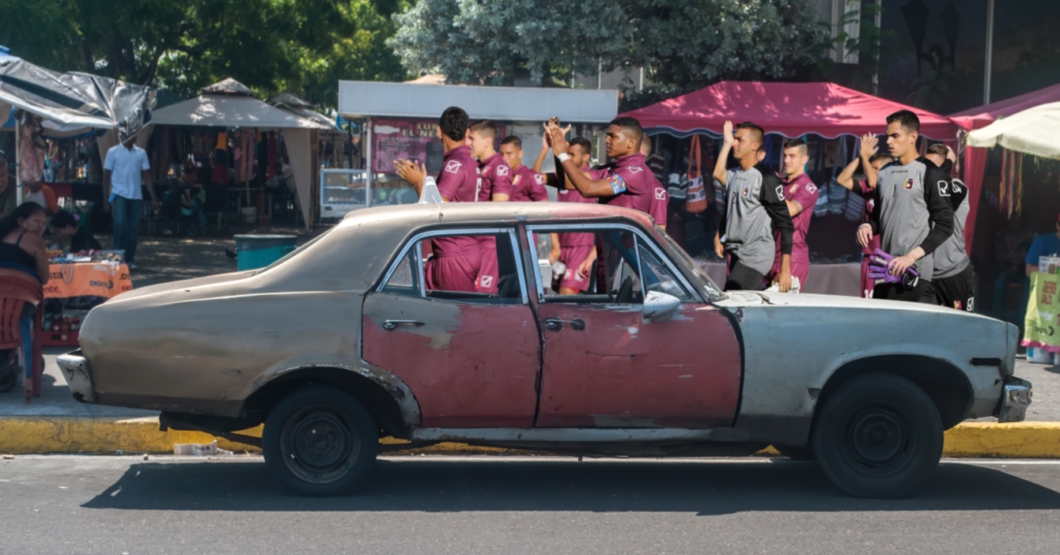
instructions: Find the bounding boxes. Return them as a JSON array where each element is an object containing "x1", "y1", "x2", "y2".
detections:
[
  {"x1": 338, "y1": 80, "x2": 618, "y2": 123},
  {"x1": 619, "y1": 81, "x2": 958, "y2": 140},
  {"x1": 151, "y1": 94, "x2": 331, "y2": 129},
  {"x1": 269, "y1": 93, "x2": 338, "y2": 131},
  {"x1": 966, "y1": 102, "x2": 1060, "y2": 160},
  {"x1": 0, "y1": 56, "x2": 154, "y2": 139},
  {"x1": 950, "y1": 83, "x2": 1060, "y2": 131}
]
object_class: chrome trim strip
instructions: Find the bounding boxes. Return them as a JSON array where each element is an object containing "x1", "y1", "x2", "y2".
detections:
[{"x1": 411, "y1": 427, "x2": 717, "y2": 442}]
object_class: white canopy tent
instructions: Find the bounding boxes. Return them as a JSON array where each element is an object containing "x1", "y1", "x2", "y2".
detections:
[
  {"x1": 967, "y1": 101, "x2": 1060, "y2": 160},
  {"x1": 148, "y1": 81, "x2": 331, "y2": 229}
]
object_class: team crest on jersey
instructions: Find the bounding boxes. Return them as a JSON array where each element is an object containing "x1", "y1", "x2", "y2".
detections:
[
  {"x1": 445, "y1": 160, "x2": 462, "y2": 174},
  {"x1": 496, "y1": 165, "x2": 509, "y2": 176},
  {"x1": 741, "y1": 187, "x2": 750, "y2": 197},
  {"x1": 479, "y1": 275, "x2": 493, "y2": 288},
  {"x1": 937, "y1": 180, "x2": 951, "y2": 197},
  {"x1": 608, "y1": 175, "x2": 628, "y2": 195},
  {"x1": 806, "y1": 183, "x2": 818, "y2": 194},
  {"x1": 534, "y1": 174, "x2": 545, "y2": 184},
  {"x1": 655, "y1": 188, "x2": 667, "y2": 200},
  {"x1": 904, "y1": 178, "x2": 914, "y2": 190}
]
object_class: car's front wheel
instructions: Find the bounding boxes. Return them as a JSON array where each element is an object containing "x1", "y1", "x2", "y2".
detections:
[
  {"x1": 812, "y1": 372, "x2": 943, "y2": 498},
  {"x1": 263, "y1": 385, "x2": 378, "y2": 496}
]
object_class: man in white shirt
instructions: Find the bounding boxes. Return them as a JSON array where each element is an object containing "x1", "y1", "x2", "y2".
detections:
[{"x1": 104, "y1": 136, "x2": 159, "y2": 269}]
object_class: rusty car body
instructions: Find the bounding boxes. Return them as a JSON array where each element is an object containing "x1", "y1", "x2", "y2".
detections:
[{"x1": 57, "y1": 202, "x2": 1031, "y2": 497}]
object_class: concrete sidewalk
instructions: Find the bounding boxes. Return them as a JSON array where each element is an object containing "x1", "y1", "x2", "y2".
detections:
[{"x1": 1, "y1": 349, "x2": 1059, "y2": 456}]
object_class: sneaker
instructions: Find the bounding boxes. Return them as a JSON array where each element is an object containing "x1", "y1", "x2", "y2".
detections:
[{"x1": 127, "y1": 263, "x2": 139, "y2": 270}]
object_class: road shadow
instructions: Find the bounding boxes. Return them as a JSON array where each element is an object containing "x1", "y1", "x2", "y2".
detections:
[{"x1": 82, "y1": 458, "x2": 1060, "y2": 514}]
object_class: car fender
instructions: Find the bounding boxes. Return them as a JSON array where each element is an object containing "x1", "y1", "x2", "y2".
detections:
[{"x1": 723, "y1": 303, "x2": 1013, "y2": 445}]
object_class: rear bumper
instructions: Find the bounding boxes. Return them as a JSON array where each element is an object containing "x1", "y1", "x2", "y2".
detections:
[
  {"x1": 997, "y1": 376, "x2": 1032, "y2": 423},
  {"x1": 56, "y1": 350, "x2": 96, "y2": 403}
]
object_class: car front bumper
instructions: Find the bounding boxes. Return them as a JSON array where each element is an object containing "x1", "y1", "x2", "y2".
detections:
[
  {"x1": 56, "y1": 350, "x2": 96, "y2": 403},
  {"x1": 997, "y1": 376, "x2": 1032, "y2": 423}
]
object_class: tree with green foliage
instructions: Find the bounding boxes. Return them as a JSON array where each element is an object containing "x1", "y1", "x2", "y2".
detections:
[
  {"x1": 389, "y1": 0, "x2": 629, "y2": 86},
  {"x1": 0, "y1": 0, "x2": 407, "y2": 108},
  {"x1": 390, "y1": 0, "x2": 832, "y2": 96}
]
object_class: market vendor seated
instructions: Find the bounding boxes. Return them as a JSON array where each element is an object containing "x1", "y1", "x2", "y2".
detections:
[
  {"x1": 51, "y1": 210, "x2": 101, "y2": 253},
  {"x1": 0, "y1": 202, "x2": 50, "y2": 283},
  {"x1": 179, "y1": 162, "x2": 207, "y2": 237},
  {"x1": 1025, "y1": 213, "x2": 1060, "y2": 276}
]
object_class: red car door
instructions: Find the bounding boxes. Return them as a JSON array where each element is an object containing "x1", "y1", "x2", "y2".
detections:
[
  {"x1": 362, "y1": 229, "x2": 540, "y2": 428},
  {"x1": 529, "y1": 225, "x2": 742, "y2": 429}
]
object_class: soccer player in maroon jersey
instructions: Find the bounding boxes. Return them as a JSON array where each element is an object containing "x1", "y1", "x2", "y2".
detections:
[
  {"x1": 468, "y1": 120, "x2": 512, "y2": 293},
  {"x1": 394, "y1": 106, "x2": 481, "y2": 292},
  {"x1": 546, "y1": 117, "x2": 654, "y2": 215},
  {"x1": 765, "y1": 139, "x2": 818, "y2": 290}
]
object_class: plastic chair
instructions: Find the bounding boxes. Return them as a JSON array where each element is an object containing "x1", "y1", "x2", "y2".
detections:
[{"x1": 0, "y1": 268, "x2": 45, "y2": 403}]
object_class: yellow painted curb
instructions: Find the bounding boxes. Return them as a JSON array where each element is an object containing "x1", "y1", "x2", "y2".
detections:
[
  {"x1": 0, "y1": 417, "x2": 526, "y2": 456},
  {"x1": 0, "y1": 417, "x2": 1058, "y2": 458}
]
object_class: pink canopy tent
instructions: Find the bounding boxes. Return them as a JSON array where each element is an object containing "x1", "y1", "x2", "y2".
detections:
[
  {"x1": 949, "y1": 83, "x2": 1060, "y2": 253},
  {"x1": 619, "y1": 81, "x2": 959, "y2": 139}
]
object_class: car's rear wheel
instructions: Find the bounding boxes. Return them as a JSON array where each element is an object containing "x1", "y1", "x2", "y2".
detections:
[
  {"x1": 263, "y1": 385, "x2": 378, "y2": 496},
  {"x1": 812, "y1": 372, "x2": 943, "y2": 498}
]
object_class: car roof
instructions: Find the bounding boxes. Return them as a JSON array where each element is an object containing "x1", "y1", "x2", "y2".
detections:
[{"x1": 339, "y1": 201, "x2": 657, "y2": 230}]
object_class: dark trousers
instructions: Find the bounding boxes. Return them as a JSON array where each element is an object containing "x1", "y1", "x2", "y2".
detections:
[
  {"x1": 112, "y1": 196, "x2": 142, "y2": 263},
  {"x1": 934, "y1": 265, "x2": 975, "y2": 312},
  {"x1": 725, "y1": 256, "x2": 765, "y2": 291},
  {"x1": 874, "y1": 279, "x2": 936, "y2": 304}
]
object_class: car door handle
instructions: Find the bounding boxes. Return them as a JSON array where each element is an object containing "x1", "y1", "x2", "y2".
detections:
[
  {"x1": 383, "y1": 319, "x2": 425, "y2": 331},
  {"x1": 544, "y1": 318, "x2": 585, "y2": 332}
]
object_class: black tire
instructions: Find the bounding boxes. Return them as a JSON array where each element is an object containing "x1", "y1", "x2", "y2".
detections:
[
  {"x1": 773, "y1": 443, "x2": 814, "y2": 461},
  {"x1": 263, "y1": 385, "x2": 378, "y2": 496},
  {"x1": 812, "y1": 372, "x2": 943, "y2": 498}
]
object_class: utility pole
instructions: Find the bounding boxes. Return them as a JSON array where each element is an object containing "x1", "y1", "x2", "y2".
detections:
[{"x1": 984, "y1": 0, "x2": 995, "y2": 104}]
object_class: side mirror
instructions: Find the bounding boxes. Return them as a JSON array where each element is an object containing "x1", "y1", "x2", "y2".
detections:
[
  {"x1": 643, "y1": 291, "x2": 681, "y2": 321},
  {"x1": 419, "y1": 176, "x2": 443, "y2": 204}
]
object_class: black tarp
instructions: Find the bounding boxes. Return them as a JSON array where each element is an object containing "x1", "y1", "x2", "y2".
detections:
[{"x1": 0, "y1": 57, "x2": 154, "y2": 140}]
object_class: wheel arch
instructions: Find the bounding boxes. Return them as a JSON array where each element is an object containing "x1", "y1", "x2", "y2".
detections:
[
  {"x1": 242, "y1": 365, "x2": 421, "y2": 438},
  {"x1": 816, "y1": 355, "x2": 974, "y2": 430}
]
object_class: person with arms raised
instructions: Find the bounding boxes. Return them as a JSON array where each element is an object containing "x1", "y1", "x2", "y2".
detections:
[{"x1": 712, "y1": 121, "x2": 794, "y2": 292}]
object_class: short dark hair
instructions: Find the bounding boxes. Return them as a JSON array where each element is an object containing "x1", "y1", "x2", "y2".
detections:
[
  {"x1": 886, "y1": 110, "x2": 920, "y2": 134},
  {"x1": 736, "y1": 122, "x2": 765, "y2": 147},
  {"x1": 869, "y1": 153, "x2": 893, "y2": 165},
  {"x1": 927, "y1": 143, "x2": 949, "y2": 157},
  {"x1": 439, "y1": 106, "x2": 469, "y2": 141},
  {"x1": 783, "y1": 138, "x2": 808, "y2": 155},
  {"x1": 500, "y1": 135, "x2": 522, "y2": 149},
  {"x1": 609, "y1": 117, "x2": 643, "y2": 144},
  {"x1": 570, "y1": 137, "x2": 592, "y2": 154},
  {"x1": 51, "y1": 210, "x2": 77, "y2": 229},
  {"x1": 468, "y1": 120, "x2": 497, "y2": 140}
]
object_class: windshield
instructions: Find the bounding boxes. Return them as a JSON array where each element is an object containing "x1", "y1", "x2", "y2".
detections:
[
  {"x1": 655, "y1": 225, "x2": 726, "y2": 301},
  {"x1": 252, "y1": 228, "x2": 333, "y2": 275}
]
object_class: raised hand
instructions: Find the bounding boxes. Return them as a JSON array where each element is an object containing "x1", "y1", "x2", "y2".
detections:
[
  {"x1": 860, "y1": 134, "x2": 878, "y2": 159},
  {"x1": 722, "y1": 120, "x2": 734, "y2": 146},
  {"x1": 394, "y1": 158, "x2": 426, "y2": 189},
  {"x1": 548, "y1": 124, "x2": 570, "y2": 156}
]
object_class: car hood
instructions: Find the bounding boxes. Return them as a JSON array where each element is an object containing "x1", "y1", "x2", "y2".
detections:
[{"x1": 716, "y1": 291, "x2": 997, "y2": 320}]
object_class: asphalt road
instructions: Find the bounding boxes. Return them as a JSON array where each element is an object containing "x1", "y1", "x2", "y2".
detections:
[{"x1": 4, "y1": 455, "x2": 1060, "y2": 555}]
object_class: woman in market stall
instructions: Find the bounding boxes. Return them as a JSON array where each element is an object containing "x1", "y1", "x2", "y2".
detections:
[
  {"x1": 51, "y1": 210, "x2": 101, "y2": 253},
  {"x1": 0, "y1": 202, "x2": 50, "y2": 283}
]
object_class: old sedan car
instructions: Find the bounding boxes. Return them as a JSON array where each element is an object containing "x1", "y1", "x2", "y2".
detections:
[{"x1": 58, "y1": 202, "x2": 1031, "y2": 498}]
